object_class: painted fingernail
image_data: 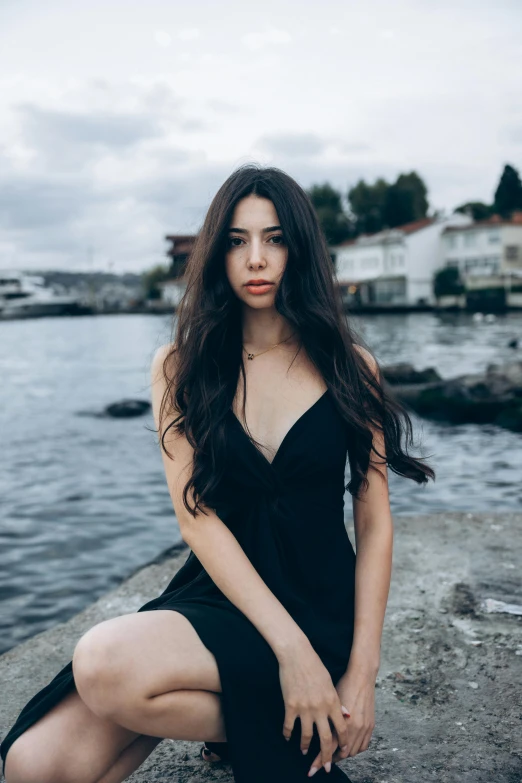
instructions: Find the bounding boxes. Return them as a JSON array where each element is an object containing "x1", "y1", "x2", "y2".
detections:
[
  {"x1": 308, "y1": 766, "x2": 318, "y2": 777},
  {"x1": 325, "y1": 761, "x2": 331, "y2": 773},
  {"x1": 301, "y1": 747, "x2": 307, "y2": 754}
]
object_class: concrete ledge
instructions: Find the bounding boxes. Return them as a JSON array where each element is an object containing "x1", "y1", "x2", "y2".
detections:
[{"x1": 1, "y1": 513, "x2": 521, "y2": 782}]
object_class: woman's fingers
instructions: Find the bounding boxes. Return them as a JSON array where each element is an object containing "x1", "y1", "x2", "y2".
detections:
[
  {"x1": 309, "y1": 726, "x2": 341, "y2": 770},
  {"x1": 282, "y1": 706, "x2": 297, "y2": 742},
  {"x1": 299, "y1": 715, "x2": 314, "y2": 756},
  {"x1": 309, "y1": 723, "x2": 349, "y2": 772},
  {"x1": 361, "y1": 726, "x2": 374, "y2": 751},
  {"x1": 314, "y1": 714, "x2": 335, "y2": 773},
  {"x1": 330, "y1": 704, "x2": 350, "y2": 752},
  {"x1": 354, "y1": 723, "x2": 374, "y2": 755}
]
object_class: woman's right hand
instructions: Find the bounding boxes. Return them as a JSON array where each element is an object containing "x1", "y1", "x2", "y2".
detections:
[{"x1": 278, "y1": 644, "x2": 350, "y2": 775}]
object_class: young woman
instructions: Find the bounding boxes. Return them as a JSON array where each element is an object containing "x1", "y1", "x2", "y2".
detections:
[{"x1": 1, "y1": 164, "x2": 434, "y2": 783}]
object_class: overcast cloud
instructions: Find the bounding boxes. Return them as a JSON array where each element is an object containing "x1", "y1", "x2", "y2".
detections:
[{"x1": 0, "y1": 0, "x2": 521, "y2": 272}]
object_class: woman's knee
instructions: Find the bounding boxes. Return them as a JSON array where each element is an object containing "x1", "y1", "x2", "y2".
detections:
[{"x1": 72, "y1": 622, "x2": 126, "y2": 716}]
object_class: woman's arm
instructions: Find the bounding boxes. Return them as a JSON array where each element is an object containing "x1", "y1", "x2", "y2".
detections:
[
  {"x1": 347, "y1": 344, "x2": 393, "y2": 679},
  {"x1": 150, "y1": 343, "x2": 310, "y2": 660},
  {"x1": 307, "y1": 345, "x2": 393, "y2": 769}
]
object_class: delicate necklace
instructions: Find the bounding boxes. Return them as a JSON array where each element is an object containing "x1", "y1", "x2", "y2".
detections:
[{"x1": 243, "y1": 332, "x2": 296, "y2": 360}]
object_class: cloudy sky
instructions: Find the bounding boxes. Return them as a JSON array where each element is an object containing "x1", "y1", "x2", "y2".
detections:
[{"x1": 1, "y1": 0, "x2": 521, "y2": 273}]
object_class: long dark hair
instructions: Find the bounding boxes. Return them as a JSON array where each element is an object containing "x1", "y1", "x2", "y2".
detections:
[{"x1": 156, "y1": 163, "x2": 435, "y2": 516}]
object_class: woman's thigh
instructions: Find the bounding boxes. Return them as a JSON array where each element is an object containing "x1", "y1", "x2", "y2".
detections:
[
  {"x1": 72, "y1": 609, "x2": 222, "y2": 715},
  {"x1": 4, "y1": 686, "x2": 147, "y2": 783}
]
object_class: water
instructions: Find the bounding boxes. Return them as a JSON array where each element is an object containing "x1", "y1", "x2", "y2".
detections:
[{"x1": 1, "y1": 311, "x2": 521, "y2": 654}]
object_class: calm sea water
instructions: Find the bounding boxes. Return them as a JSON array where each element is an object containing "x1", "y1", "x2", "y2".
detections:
[{"x1": 1, "y1": 311, "x2": 521, "y2": 654}]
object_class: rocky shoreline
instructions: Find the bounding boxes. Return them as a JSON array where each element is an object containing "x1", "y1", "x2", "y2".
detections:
[
  {"x1": 1, "y1": 512, "x2": 521, "y2": 782},
  {"x1": 384, "y1": 359, "x2": 522, "y2": 433}
]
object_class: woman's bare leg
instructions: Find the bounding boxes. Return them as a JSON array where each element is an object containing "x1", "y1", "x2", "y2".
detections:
[
  {"x1": 4, "y1": 610, "x2": 227, "y2": 783},
  {"x1": 72, "y1": 611, "x2": 227, "y2": 738},
  {"x1": 4, "y1": 687, "x2": 145, "y2": 783},
  {"x1": 5, "y1": 687, "x2": 225, "y2": 783},
  {"x1": 95, "y1": 735, "x2": 163, "y2": 783}
]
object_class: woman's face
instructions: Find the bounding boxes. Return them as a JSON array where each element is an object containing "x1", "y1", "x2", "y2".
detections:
[{"x1": 225, "y1": 194, "x2": 288, "y2": 309}]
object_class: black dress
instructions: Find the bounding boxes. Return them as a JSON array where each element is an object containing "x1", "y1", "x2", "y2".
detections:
[{"x1": 1, "y1": 389, "x2": 357, "y2": 782}]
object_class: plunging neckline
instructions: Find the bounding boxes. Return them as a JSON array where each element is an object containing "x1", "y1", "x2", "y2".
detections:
[{"x1": 229, "y1": 388, "x2": 329, "y2": 467}]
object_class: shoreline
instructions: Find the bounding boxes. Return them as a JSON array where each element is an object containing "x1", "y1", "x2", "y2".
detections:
[
  {"x1": 1, "y1": 512, "x2": 521, "y2": 781},
  {"x1": 1, "y1": 303, "x2": 522, "y2": 322}
]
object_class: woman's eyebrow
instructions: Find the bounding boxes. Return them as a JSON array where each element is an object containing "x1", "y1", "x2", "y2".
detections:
[{"x1": 228, "y1": 225, "x2": 282, "y2": 234}]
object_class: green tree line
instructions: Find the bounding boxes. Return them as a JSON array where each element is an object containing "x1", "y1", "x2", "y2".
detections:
[{"x1": 307, "y1": 162, "x2": 522, "y2": 246}]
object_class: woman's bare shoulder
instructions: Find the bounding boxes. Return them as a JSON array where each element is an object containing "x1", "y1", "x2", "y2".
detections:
[
  {"x1": 151, "y1": 342, "x2": 178, "y2": 381},
  {"x1": 353, "y1": 343, "x2": 378, "y2": 375}
]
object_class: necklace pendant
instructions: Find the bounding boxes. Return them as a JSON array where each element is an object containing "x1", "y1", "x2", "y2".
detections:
[{"x1": 247, "y1": 353, "x2": 255, "y2": 360}]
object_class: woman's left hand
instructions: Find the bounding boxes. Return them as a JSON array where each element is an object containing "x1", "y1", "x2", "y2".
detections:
[{"x1": 306, "y1": 669, "x2": 376, "y2": 776}]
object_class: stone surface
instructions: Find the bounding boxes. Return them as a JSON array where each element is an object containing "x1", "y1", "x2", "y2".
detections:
[{"x1": 1, "y1": 513, "x2": 521, "y2": 782}]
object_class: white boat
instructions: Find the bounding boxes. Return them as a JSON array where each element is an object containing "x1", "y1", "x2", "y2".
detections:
[{"x1": 0, "y1": 272, "x2": 90, "y2": 319}]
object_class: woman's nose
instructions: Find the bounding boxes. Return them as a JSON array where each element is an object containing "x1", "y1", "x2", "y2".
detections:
[{"x1": 247, "y1": 240, "x2": 266, "y2": 267}]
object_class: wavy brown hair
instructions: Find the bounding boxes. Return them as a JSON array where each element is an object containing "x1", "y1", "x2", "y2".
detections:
[{"x1": 155, "y1": 162, "x2": 435, "y2": 516}]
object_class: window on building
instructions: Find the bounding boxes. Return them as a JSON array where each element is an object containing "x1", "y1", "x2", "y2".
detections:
[
  {"x1": 445, "y1": 234, "x2": 457, "y2": 249},
  {"x1": 374, "y1": 278, "x2": 406, "y2": 304},
  {"x1": 481, "y1": 257, "x2": 500, "y2": 275},
  {"x1": 464, "y1": 233, "x2": 476, "y2": 247},
  {"x1": 505, "y1": 246, "x2": 519, "y2": 261},
  {"x1": 488, "y1": 230, "x2": 500, "y2": 244},
  {"x1": 363, "y1": 257, "x2": 379, "y2": 268}
]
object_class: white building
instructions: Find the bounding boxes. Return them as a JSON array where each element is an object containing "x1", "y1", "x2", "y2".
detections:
[
  {"x1": 331, "y1": 213, "x2": 472, "y2": 306},
  {"x1": 158, "y1": 278, "x2": 187, "y2": 306},
  {"x1": 441, "y1": 213, "x2": 522, "y2": 279}
]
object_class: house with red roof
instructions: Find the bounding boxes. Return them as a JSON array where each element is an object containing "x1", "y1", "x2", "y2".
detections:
[
  {"x1": 441, "y1": 212, "x2": 522, "y2": 280},
  {"x1": 330, "y1": 213, "x2": 472, "y2": 306}
]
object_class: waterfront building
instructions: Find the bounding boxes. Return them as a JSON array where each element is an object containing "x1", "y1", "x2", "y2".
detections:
[
  {"x1": 330, "y1": 213, "x2": 472, "y2": 306},
  {"x1": 441, "y1": 211, "x2": 522, "y2": 278},
  {"x1": 440, "y1": 211, "x2": 522, "y2": 310},
  {"x1": 158, "y1": 234, "x2": 196, "y2": 306}
]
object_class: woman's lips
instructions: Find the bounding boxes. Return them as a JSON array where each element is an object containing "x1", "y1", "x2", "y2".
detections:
[{"x1": 245, "y1": 283, "x2": 274, "y2": 295}]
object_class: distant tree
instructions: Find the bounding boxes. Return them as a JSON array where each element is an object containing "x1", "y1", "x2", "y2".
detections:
[
  {"x1": 347, "y1": 177, "x2": 388, "y2": 235},
  {"x1": 493, "y1": 164, "x2": 522, "y2": 217},
  {"x1": 307, "y1": 183, "x2": 353, "y2": 245},
  {"x1": 454, "y1": 201, "x2": 493, "y2": 221},
  {"x1": 382, "y1": 171, "x2": 429, "y2": 228},
  {"x1": 142, "y1": 264, "x2": 170, "y2": 300},
  {"x1": 434, "y1": 266, "x2": 465, "y2": 298},
  {"x1": 347, "y1": 171, "x2": 429, "y2": 235}
]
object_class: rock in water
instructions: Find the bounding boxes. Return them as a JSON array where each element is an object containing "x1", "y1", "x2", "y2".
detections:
[
  {"x1": 105, "y1": 400, "x2": 151, "y2": 418},
  {"x1": 388, "y1": 360, "x2": 522, "y2": 433},
  {"x1": 382, "y1": 362, "x2": 442, "y2": 385}
]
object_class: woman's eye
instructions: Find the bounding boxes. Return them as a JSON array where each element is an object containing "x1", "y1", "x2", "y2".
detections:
[{"x1": 227, "y1": 235, "x2": 284, "y2": 248}]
